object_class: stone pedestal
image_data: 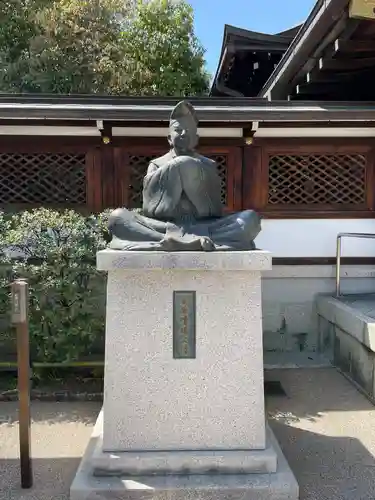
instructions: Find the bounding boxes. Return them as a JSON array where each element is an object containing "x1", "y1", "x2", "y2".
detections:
[{"x1": 71, "y1": 250, "x2": 298, "y2": 500}]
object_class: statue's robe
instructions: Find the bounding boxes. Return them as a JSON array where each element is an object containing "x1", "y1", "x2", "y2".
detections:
[{"x1": 108, "y1": 150, "x2": 261, "y2": 251}]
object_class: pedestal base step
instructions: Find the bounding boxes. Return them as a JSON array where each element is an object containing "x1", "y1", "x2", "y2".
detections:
[
  {"x1": 91, "y1": 411, "x2": 277, "y2": 475},
  {"x1": 70, "y1": 411, "x2": 299, "y2": 500}
]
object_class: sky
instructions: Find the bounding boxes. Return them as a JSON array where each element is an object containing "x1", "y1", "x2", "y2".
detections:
[{"x1": 190, "y1": 0, "x2": 317, "y2": 75}]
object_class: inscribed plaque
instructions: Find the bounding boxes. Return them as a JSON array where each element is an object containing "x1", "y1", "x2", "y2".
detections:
[{"x1": 173, "y1": 291, "x2": 196, "y2": 359}]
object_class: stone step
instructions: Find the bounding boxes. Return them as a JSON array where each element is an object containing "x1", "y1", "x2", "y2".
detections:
[
  {"x1": 316, "y1": 293, "x2": 375, "y2": 353},
  {"x1": 316, "y1": 293, "x2": 375, "y2": 401}
]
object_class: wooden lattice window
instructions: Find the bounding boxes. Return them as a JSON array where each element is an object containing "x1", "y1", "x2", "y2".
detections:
[
  {"x1": 0, "y1": 153, "x2": 87, "y2": 207},
  {"x1": 208, "y1": 154, "x2": 228, "y2": 205},
  {"x1": 128, "y1": 154, "x2": 155, "y2": 209},
  {"x1": 128, "y1": 153, "x2": 228, "y2": 209},
  {"x1": 267, "y1": 153, "x2": 367, "y2": 207}
]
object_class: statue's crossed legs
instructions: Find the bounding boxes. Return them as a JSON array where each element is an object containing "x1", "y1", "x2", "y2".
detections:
[{"x1": 108, "y1": 208, "x2": 261, "y2": 252}]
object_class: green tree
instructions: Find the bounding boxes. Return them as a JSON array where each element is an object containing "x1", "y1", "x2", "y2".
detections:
[
  {"x1": 0, "y1": 1, "x2": 46, "y2": 81},
  {"x1": 121, "y1": 0, "x2": 210, "y2": 96},
  {"x1": 0, "y1": 0, "x2": 135, "y2": 93},
  {"x1": 0, "y1": 1, "x2": 30, "y2": 61},
  {"x1": 0, "y1": 0, "x2": 209, "y2": 96}
]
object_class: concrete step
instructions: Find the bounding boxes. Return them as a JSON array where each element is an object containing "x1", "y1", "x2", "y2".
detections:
[
  {"x1": 316, "y1": 293, "x2": 375, "y2": 401},
  {"x1": 316, "y1": 293, "x2": 375, "y2": 352}
]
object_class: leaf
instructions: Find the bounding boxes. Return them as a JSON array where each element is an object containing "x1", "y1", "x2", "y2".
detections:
[
  {"x1": 0, "y1": 207, "x2": 109, "y2": 362},
  {"x1": 0, "y1": 0, "x2": 210, "y2": 95}
]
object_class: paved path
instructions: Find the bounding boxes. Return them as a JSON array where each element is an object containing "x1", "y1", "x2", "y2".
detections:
[
  {"x1": 1, "y1": 368, "x2": 375, "y2": 499},
  {"x1": 0, "y1": 401, "x2": 99, "y2": 500},
  {"x1": 267, "y1": 368, "x2": 375, "y2": 499}
]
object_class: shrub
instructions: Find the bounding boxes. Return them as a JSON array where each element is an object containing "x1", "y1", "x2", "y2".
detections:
[
  {"x1": 0, "y1": 213, "x2": 14, "y2": 352},
  {"x1": 0, "y1": 208, "x2": 109, "y2": 363}
]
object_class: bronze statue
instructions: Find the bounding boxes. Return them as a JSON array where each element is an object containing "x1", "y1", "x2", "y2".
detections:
[{"x1": 108, "y1": 101, "x2": 261, "y2": 251}]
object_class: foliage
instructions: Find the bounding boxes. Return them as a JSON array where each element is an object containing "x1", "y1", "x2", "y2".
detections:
[
  {"x1": 0, "y1": 0, "x2": 209, "y2": 95},
  {"x1": 0, "y1": 213, "x2": 13, "y2": 322},
  {"x1": 0, "y1": 0, "x2": 134, "y2": 93},
  {"x1": 0, "y1": 1, "x2": 44, "y2": 64},
  {"x1": 0, "y1": 208, "x2": 109, "y2": 363},
  {"x1": 121, "y1": 0, "x2": 210, "y2": 96}
]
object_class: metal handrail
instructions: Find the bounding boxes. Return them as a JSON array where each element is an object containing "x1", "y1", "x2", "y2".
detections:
[{"x1": 336, "y1": 232, "x2": 375, "y2": 297}]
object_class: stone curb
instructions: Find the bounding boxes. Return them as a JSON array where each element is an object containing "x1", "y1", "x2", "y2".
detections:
[{"x1": 0, "y1": 390, "x2": 103, "y2": 402}]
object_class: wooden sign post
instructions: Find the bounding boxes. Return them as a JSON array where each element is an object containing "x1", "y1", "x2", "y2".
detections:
[{"x1": 11, "y1": 278, "x2": 33, "y2": 489}]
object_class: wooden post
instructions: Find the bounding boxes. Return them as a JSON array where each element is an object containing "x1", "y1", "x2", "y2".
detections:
[{"x1": 11, "y1": 278, "x2": 32, "y2": 489}]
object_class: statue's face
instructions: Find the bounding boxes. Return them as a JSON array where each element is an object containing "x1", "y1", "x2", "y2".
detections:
[{"x1": 168, "y1": 117, "x2": 198, "y2": 153}]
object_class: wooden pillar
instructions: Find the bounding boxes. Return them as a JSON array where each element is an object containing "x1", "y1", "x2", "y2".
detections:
[
  {"x1": 86, "y1": 148, "x2": 103, "y2": 212},
  {"x1": 113, "y1": 148, "x2": 130, "y2": 208},
  {"x1": 227, "y1": 147, "x2": 243, "y2": 211},
  {"x1": 101, "y1": 146, "x2": 116, "y2": 210},
  {"x1": 243, "y1": 144, "x2": 267, "y2": 211},
  {"x1": 86, "y1": 146, "x2": 132, "y2": 212}
]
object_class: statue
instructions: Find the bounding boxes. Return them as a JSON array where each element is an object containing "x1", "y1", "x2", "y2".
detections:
[{"x1": 108, "y1": 101, "x2": 261, "y2": 251}]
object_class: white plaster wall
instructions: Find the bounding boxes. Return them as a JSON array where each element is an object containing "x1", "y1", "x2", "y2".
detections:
[
  {"x1": 262, "y1": 266, "x2": 375, "y2": 352},
  {"x1": 256, "y1": 219, "x2": 375, "y2": 257},
  {"x1": 254, "y1": 219, "x2": 375, "y2": 352}
]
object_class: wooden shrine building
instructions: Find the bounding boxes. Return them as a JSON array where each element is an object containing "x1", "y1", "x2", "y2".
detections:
[
  {"x1": 2, "y1": 95, "x2": 375, "y2": 225},
  {"x1": 210, "y1": 24, "x2": 301, "y2": 98},
  {"x1": 211, "y1": 0, "x2": 375, "y2": 101}
]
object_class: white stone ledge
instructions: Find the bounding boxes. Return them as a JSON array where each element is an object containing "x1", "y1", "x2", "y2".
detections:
[
  {"x1": 97, "y1": 249, "x2": 272, "y2": 272},
  {"x1": 263, "y1": 265, "x2": 375, "y2": 280}
]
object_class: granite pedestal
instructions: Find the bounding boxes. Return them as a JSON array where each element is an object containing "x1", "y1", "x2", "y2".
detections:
[{"x1": 71, "y1": 250, "x2": 298, "y2": 500}]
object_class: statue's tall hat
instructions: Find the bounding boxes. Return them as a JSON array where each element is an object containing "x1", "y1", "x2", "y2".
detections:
[{"x1": 169, "y1": 100, "x2": 198, "y2": 127}]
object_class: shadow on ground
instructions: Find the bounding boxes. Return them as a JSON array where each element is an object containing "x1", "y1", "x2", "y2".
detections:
[
  {"x1": 265, "y1": 367, "x2": 375, "y2": 422},
  {"x1": 2, "y1": 430, "x2": 375, "y2": 500},
  {"x1": 270, "y1": 421, "x2": 375, "y2": 500},
  {"x1": 266, "y1": 368, "x2": 375, "y2": 499}
]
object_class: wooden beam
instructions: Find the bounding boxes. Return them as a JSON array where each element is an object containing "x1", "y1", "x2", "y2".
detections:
[
  {"x1": 273, "y1": 257, "x2": 375, "y2": 266},
  {"x1": 334, "y1": 38, "x2": 375, "y2": 54},
  {"x1": 306, "y1": 71, "x2": 344, "y2": 85},
  {"x1": 296, "y1": 82, "x2": 341, "y2": 95},
  {"x1": 304, "y1": 53, "x2": 375, "y2": 89},
  {"x1": 288, "y1": 13, "x2": 352, "y2": 90},
  {"x1": 229, "y1": 42, "x2": 286, "y2": 53},
  {"x1": 293, "y1": 82, "x2": 358, "y2": 100},
  {"x1": 319, "y1": 56, "x2": 375, "y2": 71}
]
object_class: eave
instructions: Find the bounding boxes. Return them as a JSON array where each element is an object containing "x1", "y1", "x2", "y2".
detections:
[
  {"x1": 2, "y1": 96, "x2": 375, "y2": 124},
  {"x1": 210, "y1": 25, "x2": 294, "y2": 97},
  {"x1": 259, "y1": 0, "x2": 375, "y2": 101}
]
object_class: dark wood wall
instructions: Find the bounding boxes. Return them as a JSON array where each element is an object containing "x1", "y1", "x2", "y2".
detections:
[{"x1": 0, "y1": 136, "x2": 374, "y2": 219}]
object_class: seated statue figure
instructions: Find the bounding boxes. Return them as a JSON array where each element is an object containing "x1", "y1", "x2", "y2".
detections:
[{"x1": 108, "y1": 101, "x2": 261, "y2": 251}]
